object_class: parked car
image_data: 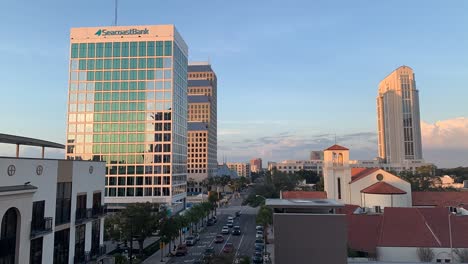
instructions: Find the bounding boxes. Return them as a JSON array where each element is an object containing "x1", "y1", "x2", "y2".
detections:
[
  {"x1": 176, "y1": 245, "x2": 188, "y2": 256},
  {"x1": 185, "y1": 236, "x2": 196, "y2": 246},
  {"x1": 223, "y1": 242, "x2": 234, "y2": 253},
  {"x1": 255, "y1": 239, "x2": 265, "y2": 246},
  {"x1": 232, "y1": 226, "x2": 241, "y2": 236},
  {"x1": 256, "y1": 233, "x2": 263, "y2": 239},
  {"x1": 207, "y1": 218, "x2": 214, "y2": 226},
  {"x1": 215, "y1": 234, "x2": 225, "y2": 243},
  {"x1": 255, "y1": 243, "x2": 265, "y2": 253},
  {"x1": 212, "y1": 216, "x2": 217, "y2": 223},
  {"x1": 256, "y1": 230, "x2": 263, "y2": 236},
  {"x1": 227, "y1": 222, "x2": 234, "y2": 228},
  {"x1": 193, "y1": 232, "x2": 200, "y2": 241},
  {"x1": 256, "y1": 225, "x2": 264, "y2": 231},
  {"x1": 252, "y1": 252, "x2": 263, "y2": 263},
  {"x1": 221, "y1": 226, "x2": 230, "y2": 234}
]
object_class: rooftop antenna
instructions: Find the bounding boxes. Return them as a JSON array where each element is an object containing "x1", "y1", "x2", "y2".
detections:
[{"x1": 114, "y1": 0, "x2": 118, "y2": 26}]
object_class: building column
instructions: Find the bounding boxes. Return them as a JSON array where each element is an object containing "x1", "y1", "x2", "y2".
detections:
[
  {"x1": 41, "y1": 146, "x2": 45, "y2": 159},
  {"x1": 16, "y1": 144, "x2": 19, "y2": 158}
]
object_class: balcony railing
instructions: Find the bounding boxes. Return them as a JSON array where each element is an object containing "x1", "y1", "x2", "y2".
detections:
[
  {"x1": 75, "y1": 208, "x2": 92, "y2": 224},
  {"x1": 30, "y1": 217, "x2": 53, "y2": 238},
  {"x1": 91, "y1": 204, "x2": 107, "y2": 218}
]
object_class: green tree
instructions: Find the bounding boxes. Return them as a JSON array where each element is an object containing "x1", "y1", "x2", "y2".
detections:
[
  {"x1": 294, "y1": 170, "x2": 320, "y2": 184},
  {"x1": 256, "y1": 205, "x2": 273, "y2": 242}
]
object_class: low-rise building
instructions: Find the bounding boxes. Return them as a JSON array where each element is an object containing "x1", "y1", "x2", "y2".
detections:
[
  {"x1": 268, "y1": 160, "x2": 322, "y2": 175},
  {"x1": 0, "y1": 134, "x2": 106, "y2": 264}
]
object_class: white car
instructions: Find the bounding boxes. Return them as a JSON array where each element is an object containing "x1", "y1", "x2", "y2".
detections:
[
  {"x1": 228, "y1": 216, "x2": 234, "y2": 221},
  {"x1": 221, "y1": 227, "x2": 229, "y2": 234},
  {"x1": 256, "y1": 234, "x2": 263, "y2": 239},
  {"x1": 256, "y1": 230, "x2": 263, "y2": 236}
]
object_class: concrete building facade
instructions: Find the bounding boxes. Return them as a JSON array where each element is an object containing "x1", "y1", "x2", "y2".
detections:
[
  {"x1": 0, "y1": 157, "x2": 106, "y2": 264},
  {"x1": 377, "y1": 66, "x2": 423, "y2": 164},
  {"x1": 187, "y1": 63, "x2": 217, "y2": 183},
  {"x1": 226, "y1": 163, "x2": 251, "y2": 178},
  {"x1": 250, "y1": 158, "x2": 262, "y2": 173},
  {"x1": 65, "y1": 25, "x2": 188, "y2": 208}
]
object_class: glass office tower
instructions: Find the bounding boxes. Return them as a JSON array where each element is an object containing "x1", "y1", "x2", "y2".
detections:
[{"x1": 66, "y1": 25, "x2": 188, "y2": 207}]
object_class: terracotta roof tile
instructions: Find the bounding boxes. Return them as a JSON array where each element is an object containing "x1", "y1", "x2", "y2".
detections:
[
  {"x1": 361, "y1": 182, "x2": 406, "y2": 195},
  {"x1": 282, "y1": 191, "x2": 327, "y2": 199},
  {"x1": 350, "y1": 168, "x2": 380, "y2": 183},
  {"x1": 412, "y1": 192, "x2": 468, "y2": 207},
  {"x1": 324, "y1": 144, "x2": 349, "y2": 151}
]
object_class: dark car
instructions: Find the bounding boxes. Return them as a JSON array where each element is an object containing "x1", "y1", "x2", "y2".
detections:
[
  {"x1": 207, "y1": 219, "x2": 214, "y2": 226},
  {"x1": 215, "y1": 234, "x2": 225, "y2": 243},
  {"x1": 176, "y1": 245, "x2": 188, "y2": 256},
  {"x1": 252, "y1": 252, "x2": 263, "y2": 264},
  {"x1": 255, "y1": 243, "x2": 265, "y2": 253},
  {"x1": 212, "y1": 216, "x2": 217, "y2": 223},
  {"x1": 235, "y1": 211, "x2": 241, "y2": 217},
  {"x1": 223, "y1": 242, "x2": 234, "y2": 253},
  {"x1": 202, "y1": 247, "x2": 215, "y2": 259},
  {"x1": 232, "y1": 226, "x2": 241, "y2": 236}
]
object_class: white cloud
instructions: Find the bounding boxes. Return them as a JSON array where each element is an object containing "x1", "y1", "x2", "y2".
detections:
[{"x1": 421, "y1": 117, "x2": 468, "y2": 149}]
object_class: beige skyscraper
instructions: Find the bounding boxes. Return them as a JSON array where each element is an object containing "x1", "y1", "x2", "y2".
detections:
[
  {"x1": 377, "y1": 66, "x2": 423, "y2": 164},
  {"x1": 187, "y1": 62, "x2": 217, "y2": 184}
]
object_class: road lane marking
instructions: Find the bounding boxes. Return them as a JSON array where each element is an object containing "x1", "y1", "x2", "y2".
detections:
[{"x1": 234, "y1": 234, "x2": 245, "y2": 262}]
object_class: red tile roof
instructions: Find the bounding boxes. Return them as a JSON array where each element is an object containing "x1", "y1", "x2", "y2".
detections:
[
  {"x1": 361, "y1": 182, "x2": 407, "y2": 195},
  {"x1": 324, "y1": 144, "x2": 349, "y2": 151},
  {"x1": 412, "y1": 192, "x2": 468, "y2": 207},
  {"x1": 347, "y1": 207, "x2": 468, "y2": 253},
  {"x1": 350, "y1": 167, "x2": 380, "y2": 183},
  {"x1": 282, "y1": 191, "x2": 327, "y2": 199}
]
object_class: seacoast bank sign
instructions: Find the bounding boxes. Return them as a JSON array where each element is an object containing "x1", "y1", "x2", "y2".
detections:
[{"x1": 94, "y1": 28, "x2": 149, "y2": 36}]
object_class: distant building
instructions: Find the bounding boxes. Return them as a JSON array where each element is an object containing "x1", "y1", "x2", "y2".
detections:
[
  {"x1": 377, "y1": 66, "x2": 423, "y2": 164},
  {"x1": 266, "y1": 199, "x2": 347, "y2": 264},
  {"x1": 310, "y1": 150, "x2": 324, "y2": 160},
  {"x1": 268, "y1": 160, "x2": 322, "y2": 175},
  {"x1": 0, "y1": 134, "x2": 106, "y2": 264},
  {"x1": 217, "y1": 164, "x2": 238, "y2": 179},
  {"x1": 187, "y1": 62, "x2": 218, "y2": 183},
  {"x1": 226, "y1": 163, "x2": 251, "y2": 178},
  {"x1": 250, "y1": 158, "x2": 262, "y2": 173}
]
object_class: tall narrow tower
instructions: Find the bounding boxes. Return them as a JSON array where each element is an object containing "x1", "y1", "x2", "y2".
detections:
[
  {"x1": 323, "y1": 145, "x2": 351, "y2": 204},
  {"x1": 377, "y1": 66, "x2": 423, "y2": 164}
]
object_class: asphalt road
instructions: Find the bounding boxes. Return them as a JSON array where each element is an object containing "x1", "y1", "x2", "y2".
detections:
[{"x1": 169, "y1": 192, "x2": 259, "y2": 263}]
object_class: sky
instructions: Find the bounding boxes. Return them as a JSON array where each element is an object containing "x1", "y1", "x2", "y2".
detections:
[{"x1": 0, "y1": 0, "x2": 467, "y2": 168}]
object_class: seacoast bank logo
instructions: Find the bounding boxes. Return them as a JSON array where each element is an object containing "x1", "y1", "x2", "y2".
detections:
[{"x1": 94, "y1": 28, "x2": 149, "y2": 36}]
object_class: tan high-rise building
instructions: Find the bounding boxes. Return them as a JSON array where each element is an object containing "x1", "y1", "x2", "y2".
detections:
[
  {"x1": 187, "y1": 62, "x2": 217, "y2": 183},
  {"x1": 377, "y1": 66, "x2": 423, "y2": 164},
  {"x1": 250, "y1": 158, "x2": 262, "y2": 173}
]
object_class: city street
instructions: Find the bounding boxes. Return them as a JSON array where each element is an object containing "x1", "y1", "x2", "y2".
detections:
[{"x1": 168, "y1": 193, "x2": 259, "y2": 263}]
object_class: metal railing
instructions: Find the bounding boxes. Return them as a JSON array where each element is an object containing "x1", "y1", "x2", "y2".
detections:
[{"x1": 30, "y1": 217, "x2": 53, "y2": 238}]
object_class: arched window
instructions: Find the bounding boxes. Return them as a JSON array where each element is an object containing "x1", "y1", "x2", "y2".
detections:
[
  {"x1": 1, "y1": 207, "x2": 19, "y2": 264},
  {"x1": 337, "y1": 178, "x2": 342, "y2": 200}
]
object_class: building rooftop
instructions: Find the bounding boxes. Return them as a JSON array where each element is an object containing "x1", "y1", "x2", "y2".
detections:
[
  {"x1": 324, "y1": 144, "x2": 349, "y2": 151},
  {"x1": 0, "y1": 184, "x2": 38, "y2": 193},
  {"x1": 282, "y1": 191, "x2": 328, "y2": 199},
  {"x1": 188, "y1": 64, "x2": 214, "y2": 73},
  {"x1": 412, "y1": 191, "x2": 468, "y2": 207},
  {"x1": 266, "y1": 198, "x2": 344, "y2": 209},
  {"x1": 350, "y1": 168, "x2": 381, "y2": 183},
  {"x1": 0, "y1": 133, "x2": 64, "y2": 149},
  {"x1": 361, "y1": 182, "x2": 407, "y2": 195}
]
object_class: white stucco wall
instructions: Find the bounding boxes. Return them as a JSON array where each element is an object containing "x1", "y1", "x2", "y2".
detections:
[
  {"x1": 349, "y1": 169, "x2": 412, "y2": 208},
  {"x1": 377, "y1": 247, "x2": 455, "y2": 263}
]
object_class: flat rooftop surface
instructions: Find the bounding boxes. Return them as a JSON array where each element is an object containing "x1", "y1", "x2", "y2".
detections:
[{"x1": 266, "y1": 198, "x2": 344, "y2": 208}]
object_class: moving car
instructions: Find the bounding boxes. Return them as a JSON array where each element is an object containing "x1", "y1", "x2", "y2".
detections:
[
  {"x1": 227, "y1": 222, "x2": 234, "y2": 228},
  {"x1": 215, "y1": 234, "x2": 225, "y2": 243},
  {"x1": 185, "y1": 236, "x2": 196, "y2": 246},
  {"x1": 232, "y1": 226, "x2": 241, "y2": 236},
  {"x1": 252, "y1": 252, "x2": 263, "y2": 264},
  {"x1": 221, "y1": 226, "x2": 230, "y2": 234},
  {"x1": 207, "y1": 218, "x2": 214, "y2": 226},
  {"x1": 223, "y1": 242, "x2": 234, "y2": 253},
  {"x1": 228, "y1": 216, "x2": 234, "y2": 221},
  {"x1": 235, "y1": 211, "x2": 241, "y2": 217},
  {"x1": 176, "y1": 245, "x2": 188, "y2": 256},
  {"x1": 212, "y1": 216, "x2": 217, "y2": 223}
]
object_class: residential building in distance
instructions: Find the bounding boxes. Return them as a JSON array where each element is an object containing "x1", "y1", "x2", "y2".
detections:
[
  {"x1": 65, "y1": 25, "x2": 188, "y2": 210},
  {"x1": 187, "y1": 62, "x2": 217, "y2": 183},
  {"x1": 310, "y1": 150, "x2": 324, "y2": 160},
  {"x1": 268, "y1": 160, "x2": 322, "y2": 175},
  {"x1": 227, "y1": 162, "x2": 251, "y2": 178},
  {"x1": 250, "y1": 158, "x2": 262, "y2": 173},
  {"x1": 266, "y1": 198, "x2": 347, "y2": 264},
  {"x1": 377, "y1": 66, "x2": 423, "y2": 164},
  {"x1": 0, "y1": 134, "x2": 106, "y2": 264}
]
